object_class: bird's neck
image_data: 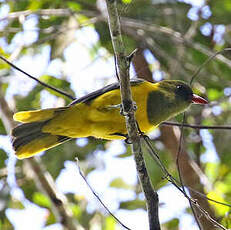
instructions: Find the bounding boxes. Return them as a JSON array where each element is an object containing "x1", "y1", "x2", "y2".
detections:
[{"x1": 146, "y1": 90, "x2": 190, "y2": 126}]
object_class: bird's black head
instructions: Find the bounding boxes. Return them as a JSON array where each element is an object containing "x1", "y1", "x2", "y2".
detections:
[
  {"x1": 174, "y1": 82, "x2": 193, "y2": 102},
  {"x1": 147, "y1": 80, "x2": 208, "y2": 126},
  {"x1": 158, "y1": 80, "x2": 207, "y2": 104}
]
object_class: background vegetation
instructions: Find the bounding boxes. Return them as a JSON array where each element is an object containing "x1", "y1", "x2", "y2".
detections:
[{"x1": 0, "y1": 0, "x2": 231, "y2": 229}]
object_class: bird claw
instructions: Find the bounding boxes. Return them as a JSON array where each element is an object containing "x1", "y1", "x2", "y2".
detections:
[
  {"x1": 120, "y1": 102, "x2": 137, "y2": 116},
  {"x1": 140, "y1": 133, "x2": 149, "y2": 139},
  {"x1": 125, "y1": 136, "x2": 133, "y2": 144}
]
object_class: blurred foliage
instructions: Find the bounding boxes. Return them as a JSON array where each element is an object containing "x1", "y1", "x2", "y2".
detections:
[
  {"x1": 163, "y1": 218, "x2": 179, "y2": 230},
  {"x1": 0, "y1": 0, "x2": 231, "y2": 229},
  {"x1": 120, "y1": 199, "x2": 146, "y2": 210}
]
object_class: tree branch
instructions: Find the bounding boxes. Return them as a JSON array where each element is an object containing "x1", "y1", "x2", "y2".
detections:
[
  {"x1": 162, "y1": 121, "x2": 231, "y2": 130},
  {"x1": 4, "y1": 8, "x2": 231, "y2": 70},
  {"x1": 75, "y1": 158, "x2": 131, "y2": 230},
  {"x1": 160, "y1": 125, "x2": 218, "y2": 230},
  {"x1": 120, "y1": 18, "x2": 231, "y2": 69},
  {"x1": 0, "y1": 56, "x2": 75, "y2": 100},
  {"x1": 105, "y1": 1, "x2": 160, "y2": 229}
]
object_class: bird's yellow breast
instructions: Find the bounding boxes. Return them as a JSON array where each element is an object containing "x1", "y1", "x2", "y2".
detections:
[{"x1": 85, "y1": 81, "x2": 159, "y2": 139}]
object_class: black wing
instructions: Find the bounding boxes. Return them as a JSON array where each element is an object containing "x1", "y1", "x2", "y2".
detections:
[{"x1": 69, "y1": 78, "x2": 145, "y2": 106}]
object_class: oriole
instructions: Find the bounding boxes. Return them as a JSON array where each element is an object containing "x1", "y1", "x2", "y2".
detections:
[{"x1": 12, "y1": 79, "x2": 207, "y2": 159}]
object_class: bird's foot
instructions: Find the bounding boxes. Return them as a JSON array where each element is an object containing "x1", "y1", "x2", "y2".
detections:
[
  {"x1": 125, "y1": 136, "x2": 133, "y2": 144},
  {"x1": 120, "y1": 101, "x2": 137, "y2": 116}
]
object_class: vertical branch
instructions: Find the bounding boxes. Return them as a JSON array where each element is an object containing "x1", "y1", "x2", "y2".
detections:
[{"x1": 105, "y1": 1, "x2": 160, "y2": 229}]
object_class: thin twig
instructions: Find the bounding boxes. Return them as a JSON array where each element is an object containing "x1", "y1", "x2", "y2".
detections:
[
  {"x1": 0, "y1": 9, "x2": 73, "y2": 22},
  {"x1": 4, "y1": 8, "x2": 231, "y2": 72},
  {"x1": 175, "y1": 42, "x2": 227, "y2": 227},
  {"x1": 141, "y1": 134, "x2": 228, "y2": 230},
  {"x1": 176, "y1": 113, "x2": 186, "y2": 191},
  {"x1": 190, "y1": 48, "x2": 231, "y2": 85},
  {"x1": 120, "y1": 18, "x2": 231, "y2": 69},
  {"x1": 176, "y1": 113, "x2": 202, "y2": 229},
  {"x1": 126, "y1": 48, "x2": 138, "y2": 63},
  {"x1": 0, "y1": 56, "x2": 75, "y2": 100},
  {"x1": 187, "y1": 187, "x2": 231, "y2": 208},
  {"x1": 162, "y1": 121, "x2": 231, "y2": 130},
  {"x1": 75, "y1": 158, "x2": 132, "y2": 230}
]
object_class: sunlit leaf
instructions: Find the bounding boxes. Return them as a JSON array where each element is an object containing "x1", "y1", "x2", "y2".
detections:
[
  {"x1": 163, "y1": 218, "x2": 179, "y2": 230},
  {"x1": 122, "y1": 0, "x2": 132, "y2": 4},
  {"x1": 110, "y1": 177, "x2": 133, "y2": 190},
  {"x1": 39, "y1": 75, "x2": 74, "y2": 101},
  {"x1": 119, "y1": 199, "x2": 145, "y2": 210},
  {"x1": 33, "y1": 192, "x2": 51, "y2": 208},
  {"x1": 67, "y1": 2, "x2": 82, "y2": 11},
  {"x1": 207, "y1": 89, "x2": 223, "y2": 100},
  {"x1": 70, "y1": 203, "x2": 82, "y2": 218},
  {"x1": 103, "y1": 216, "x2": 116, "y2": 230},
  {"x1": 207, "y1": 191, "x2": 230, "y2": 216},
  {"x1": 205, "y1": 162, "x2": 219, "y2": 183}
]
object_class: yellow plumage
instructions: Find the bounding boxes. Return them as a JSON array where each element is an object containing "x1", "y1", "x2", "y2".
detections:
[
  {"x1": 42, "y1": 81, "x2": 156, "y2": 139},
  {"x1": 12, "y1": 79, "x2": 207, "y2": 159},
  {"x1": 13, "y1": 108, "x2": 58, "y2": 123}
]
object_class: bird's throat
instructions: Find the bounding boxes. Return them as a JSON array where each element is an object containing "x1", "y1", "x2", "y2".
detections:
[{"x1": 146, "y1": 90, "x2": 190, "y2": 126}]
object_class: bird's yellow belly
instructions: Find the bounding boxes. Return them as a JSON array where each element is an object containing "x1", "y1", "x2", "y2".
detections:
[{"x1": 86, "y1": 87, "x2": 154, "y2": 139}]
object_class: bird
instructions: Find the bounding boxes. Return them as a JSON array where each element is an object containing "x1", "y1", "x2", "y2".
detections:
[{"x1": 12, "y1": 79, "x2": 208, "y2": 159}]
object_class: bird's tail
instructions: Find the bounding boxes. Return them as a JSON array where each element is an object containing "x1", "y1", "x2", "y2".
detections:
[{"x1": 12, "y1": 108, "x2": 71, "y2": 159}]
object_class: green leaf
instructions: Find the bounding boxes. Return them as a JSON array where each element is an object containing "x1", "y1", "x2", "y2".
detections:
[
  {"x1": 45, "y1": 211, "x2": 56, "y2": 226},
  {"x1": 221, "y1": 213, "x2": 231, "y2": 229},
  {"x1": 33, "y1": 192, "x2": 51, "y2": 208},
  {"x1": 21, "y1": 178, "x2": 37, "y2": 201},
  {"x1": 205, "y1": 162, "x2": 219, "y2": 183},
  {"x1": 103, "y1": 216, "x2": 116, "y2": 230},
  {"x1": 207, "y1": 190, "x2": 230, "y2": 216},
  {"x1": 0, "y1": 120, "x2": 7, "y2": 135},
  {"x1": 119, "y1": 199, "x2": 146, "y2": 210},
  {"x1": 209, "y1": 0, "x2": 231, "y2": 24},
  {"x1": 0, "y1": 216, "x2": 13, "y2": 230},
  {"x1": 163, "y1": 218, "x2": 179, "y2": 229},
  {"x1": 70, "y1": 204, "x2": 82, "y2": 218},
  {"x1": 0, "y1": 51, "x2": 11, "y2": 70},
  {"x1": 15, "y1": 85, "x2": 42, "y2": 111},
  {"x1": 110, "y1": 178, "x2": 133, "y2": 190},
  {"x1": 122, "y1": 0, "x2": 132, "y2": 4},
  {"x1": 28, "y1": 1, "x2": 42, "y2": 10},
  {"x1": 0, "y1": 148, "x2": 7, "y2": 169},
  {"x1": 67, "y1": 2, "x2": 82, "y2": 11},
  {"x1": 39, "y1": 75, "x2": 74, "y2": 100},
  {"x1": 207, "y1": 89, "x2": 223, "y2": 100},
  {"x1": 8, "y1": 199, "x2": 25, "y2": 210}
]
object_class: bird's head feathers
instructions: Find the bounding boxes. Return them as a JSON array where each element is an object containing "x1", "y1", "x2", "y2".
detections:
[{"x1": 147, "y1": 80, "x2": 207, "y2": 125}]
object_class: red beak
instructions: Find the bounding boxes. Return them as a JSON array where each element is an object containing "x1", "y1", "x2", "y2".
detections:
[{"x1": 192, "y1": 94, "x2": 208, "y2": 104}]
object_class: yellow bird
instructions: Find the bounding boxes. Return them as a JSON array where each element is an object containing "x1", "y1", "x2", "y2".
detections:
[{"x1": 12, "y1": 79, "x2": 207, "y2": 159}]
